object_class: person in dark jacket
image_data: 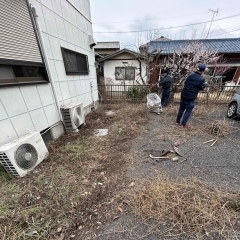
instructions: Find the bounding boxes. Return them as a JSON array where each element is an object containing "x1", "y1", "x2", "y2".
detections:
[
  {"x1": 157, "y1": 69, "x2": 171, "y2": 107},
  {"x1": 176, "y1": 64, "x2": 206, "y2": 128}
]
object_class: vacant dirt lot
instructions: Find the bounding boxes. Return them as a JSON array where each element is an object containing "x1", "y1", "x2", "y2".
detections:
[{"x1": 1, "y1": 102, "x2": 240, "y2": 240}]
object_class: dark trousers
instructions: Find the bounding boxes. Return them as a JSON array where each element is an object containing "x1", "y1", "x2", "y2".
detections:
[
  {"x1": 176, "y1": 99, "x2": 195, "y2": 126},
  {"x1": 161, "y1": 88, "x2": 170, "y2": 106}
]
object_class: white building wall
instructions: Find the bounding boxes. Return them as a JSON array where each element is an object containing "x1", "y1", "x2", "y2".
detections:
[
  {"x1": 0, "y1": 0, "x2": 97, "y2": 146},
  {"x1": 103, "y1": 56, "x2": 147, "y2": 85}
]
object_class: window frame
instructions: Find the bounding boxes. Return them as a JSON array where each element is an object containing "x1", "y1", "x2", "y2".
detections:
[
  {"x1": 61, "y1": 47, "x2": 89, "y2": 75},
  {"x1": 0, "y1": 64, "x2": 49, "y2": 87},
  {"x1": 115, "y1": 67, "x2": 135, "y2": 80}
]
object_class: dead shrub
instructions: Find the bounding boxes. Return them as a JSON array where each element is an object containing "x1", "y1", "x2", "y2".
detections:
[
  {"x1": 129, "y1": 174, "x2": 239, "y2": 238},
  {"x1": 205, "y1": 119, "x2": 231, "y2": 137}
]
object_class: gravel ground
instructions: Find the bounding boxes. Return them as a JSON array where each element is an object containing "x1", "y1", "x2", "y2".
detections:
[{"x1": 97, "y1": 105, "x2": 240, "y2": 240}]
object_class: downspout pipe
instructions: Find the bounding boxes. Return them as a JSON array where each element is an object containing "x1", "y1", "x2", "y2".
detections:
[{"x1": 31, "y1": 5, "x2": 63, "y2": 122}]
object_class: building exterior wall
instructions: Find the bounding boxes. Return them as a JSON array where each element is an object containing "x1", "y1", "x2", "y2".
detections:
[
  {"x1": 103, "y1": 54, "x2": 147, "y2": 85},
  {"x1": 0, "y1": 0, "x2": 98, "y2": 146}
]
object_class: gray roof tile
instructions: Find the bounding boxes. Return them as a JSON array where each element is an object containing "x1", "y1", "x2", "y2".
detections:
[{"x1": 148, "y1": 38, "x2": 240, "y2": 54}]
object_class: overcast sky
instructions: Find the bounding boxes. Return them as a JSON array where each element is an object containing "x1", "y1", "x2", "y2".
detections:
[{"x1": 91, "y1": 0, "x2": 240, "y2": 50}]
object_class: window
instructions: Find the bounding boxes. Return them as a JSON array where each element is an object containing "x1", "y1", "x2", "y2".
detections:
[
  {"x1": 0, "y1": 65, "x2": 48, "y2": 86},
  {"x1": 61, "y1": 48, "x2": 89, "y2": 75},
  {"x1": 115, "y1": 67, "x2": 135, "y2": 80}
]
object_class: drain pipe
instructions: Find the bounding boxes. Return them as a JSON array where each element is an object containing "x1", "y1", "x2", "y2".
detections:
[{"x1": 31, "y1": 5, "x2": 63, "y2": 121}]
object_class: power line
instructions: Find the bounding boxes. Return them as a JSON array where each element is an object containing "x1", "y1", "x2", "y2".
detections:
[
  {"x1": 93, "y1": 13, "x2": 240, "y2": 34},
  {"x1": 185, "y1": 25, "x2": 240, "y2": 39},
  {"x1": 93, "y1": 5, "x2": 240, "y2": 25},
  {"x1": 93, "y1": 12, "x2": 210, "y2": 24}
]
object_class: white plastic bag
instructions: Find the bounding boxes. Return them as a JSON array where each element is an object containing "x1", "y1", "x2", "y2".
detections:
[{"x1": 147, "y1": 93, "x2": 162, "y2": 113}]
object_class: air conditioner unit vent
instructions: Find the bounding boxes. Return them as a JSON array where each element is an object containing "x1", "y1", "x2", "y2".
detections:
[
  {"x1": 0, "y1": 152, "x2": 19, "y2": 176},
  {"x1": 0, "y1": 132, "x2": 49, "y2": 178},
  {"x1": 61, "y1": 103, "x2": 85, "y2": 132}
]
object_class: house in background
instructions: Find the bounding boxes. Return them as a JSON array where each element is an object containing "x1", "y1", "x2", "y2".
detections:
[
  {"x1": 98, "y1": 48, "x2": 147, "y2": 86},
  {"x1": 0, "y1": 0, "x2": 98, "y2": 146},
  {"x1": 94, "y1": 42, "x2": 120, "y2": 57},
  {"x1": 147, "y1": 38, "x2": 240, "y2": 85}
]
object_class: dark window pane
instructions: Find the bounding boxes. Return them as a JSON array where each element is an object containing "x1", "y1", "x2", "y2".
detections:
[
  {"x1": 62, "y1": 48, "x2": 89, "y2": 75},
  {"x1": 76, "y1": 55, "x2": 88, "y2": 73},
  {"x1": 12, "y1": 66, "x2": 44, "y2": 78},
  {"x1": 64, "y1": 51, "x2": 78, "y2": 72},
  {"x1": 12, "y1": 65, "x2": 24, "y2": 77}
]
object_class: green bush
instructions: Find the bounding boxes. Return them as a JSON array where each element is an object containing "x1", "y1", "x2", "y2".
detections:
[{"x1": 126, "y1": 86, "x2": 149, "y2": 99}]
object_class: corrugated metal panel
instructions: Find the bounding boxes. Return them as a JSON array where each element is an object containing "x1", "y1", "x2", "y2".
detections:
[
  {"x1": 149, "y1": 38, "x2": 240, "y2": 54},
  {"x1": 0, "y1": 0, "x2": 42, "y2": 63},
  {"x1": 94, "y1": 42, "x2": 120, "y2": 49}
]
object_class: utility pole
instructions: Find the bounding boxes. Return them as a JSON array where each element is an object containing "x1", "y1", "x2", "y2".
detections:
[{"x1": 206, "y1": 9, "x2": 218, "y2": 39}]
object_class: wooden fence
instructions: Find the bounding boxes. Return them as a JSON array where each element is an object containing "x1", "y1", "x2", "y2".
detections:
[{"x1": 98, "y1": 84, "x2": 239, "y2": 105}]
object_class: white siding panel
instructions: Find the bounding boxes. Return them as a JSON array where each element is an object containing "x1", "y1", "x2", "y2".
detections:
[
  {"x1": 61, "y1": 0, "x2": 71, "y2": 22},
  {"x1": 52, "y1": 0, "x2": 63, "y2": 16},
  {"x1": 85, "y1": 80, "x2": 90, "y2": 92},
  {"x1": 0, "y1": 88, "x2": 27, "y2": 117},
  {"x1": 41, "y1": 0, "x2": 53, "y2": 10},
  {"x1": 71, "y1": 97, "x2": 78, "y2": 104},
  {"x1": 60, "y1": 40, "x2": 69, "y2": 49},
  {"x1": 60, "y1": 81, "x2": 71, "y2": 100},
  {"x1": 0, "y1": 100, "x2": 8, "y2": 121},
  {"x1": 77, "y1": 95, "x2": 84, "y2": 104},
  {"x1": 44, "y1": 104, "x2": 60, "y2": 125},
  {"x1": 0, "y1": 119, "x2": 18, "y2": 146},
  {"x1": 30, "y1": 108, "x2": 49, "y2": 131},
  {"x1": 20, "y1": 86, "x2": 42, "y2": 111},
  {"x1": 37, "y1": 84, "x2": 54, "y2": 106},
  {"x1": 55, "y1": 15, "x2": 67, "y2": 41},
  {"x1": 85, "y1": 1, "x2": 91, "y2": 20},
  {"x1": 42, "y1": 6, "x2": 58, "y2": 37},
  {"x1": 42, "y1": 33, "x2": 53, "y2": 59},
  {"x1": 55, "y1": 60, "x2": 67, "y2": 81},
  {"x1": 74, "y1": 0, "x2": 81, "y2": 10},
  {"x1": 63, "y1": 99, "x2": 72, "y2": 105},
  {"x1": 73, "y1": 26, "x2": 80, "y2": 46},
  {"x1": 11, "y1": 113, "x2": 35, "y2": 137},
  {"x1": 79, "y1": 80, "x2": 86, "y2": 94},
  {"x1": 75, "y1": 80, "x2": 81, "y2": 95},
  {"x1": 80, "y1": 0, "x2": 86, "y2": 16},
  {"x1": 76, "y1": 14, "x2": 83, "y2": 32},
  {"x1": 64, "y1": 21, "x2": 74, "y2": 45},
  {"x1": 68, "y1": 81, "x2": 77, "y2": 98},
  {"x1": 49, "y1": 36, "x2": 62, "y2": 61},
  {"x1": 49, "y1": 60, "x2": 58, "y2": 82},
  {"x1": 54, "y1": 82, "x2": 63, "y2": 101}
]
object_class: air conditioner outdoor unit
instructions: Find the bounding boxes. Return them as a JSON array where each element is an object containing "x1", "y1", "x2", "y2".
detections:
[
  {"x1": 0, "y1": 132, "x2": 49, "y2": 178},
  {"x1": 61, "y1": 102, "x2": 85, "y2": 132}
]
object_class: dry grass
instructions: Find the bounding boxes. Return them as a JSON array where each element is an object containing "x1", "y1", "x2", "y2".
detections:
[
  {"x1": 205, "y1": 119, "x2": 232, "y2": 137},
  {"x1": 129, "y1": 173, "x2": 240, "y2": 239},
  {"x1": 0, "y1": 103, "x2": 148, "y2": 240}
]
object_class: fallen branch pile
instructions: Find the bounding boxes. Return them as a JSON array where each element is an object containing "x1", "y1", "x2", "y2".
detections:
[{"x1": 205, "y1": 119, "x2": 231, "y2": 137}]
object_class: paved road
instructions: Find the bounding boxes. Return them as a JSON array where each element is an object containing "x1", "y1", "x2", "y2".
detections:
[{"x1": 97, "y1": 107, "x2": 240, "y2": 240}]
